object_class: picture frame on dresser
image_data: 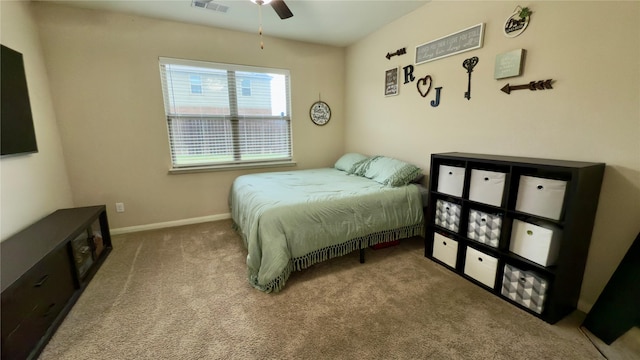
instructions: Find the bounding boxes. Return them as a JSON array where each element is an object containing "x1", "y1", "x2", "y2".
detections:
[{"x1": 425, "y1": 152, "x2": 605, "y2": 324}]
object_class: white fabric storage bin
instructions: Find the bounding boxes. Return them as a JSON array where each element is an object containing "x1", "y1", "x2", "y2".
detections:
[
  {"x1": 432, "y1": 232, "x2": 458, "y2": 269},
  {"x1": 501, "y1": 263, "x2": 548, "y2": 314},
  {"x1": 515, "y1": 176, "x2": 567, "y2": 220},
  {"x1": 434, "y1": 199, "x2": 461, "y2": 232},
  {"x1": 437, "y1": 165, "x2": 466, "y2": 197},
  {"x1": 509, "y1": 219, "x2": 561, "y2": 267},
  {"x1": 469, "y1": 169, "x2": 506, "y2": 207},
  {"x1": 464, "y1": 247, "x2": 498, "y2": 288}
]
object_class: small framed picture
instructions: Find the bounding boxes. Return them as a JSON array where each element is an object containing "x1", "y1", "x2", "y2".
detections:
[
  {"x1": 384, "y1": 67, "x2": 399, "y2": 96},
  {"x1": 494, "y1": 49, "x2": 525, "y2": 79}
]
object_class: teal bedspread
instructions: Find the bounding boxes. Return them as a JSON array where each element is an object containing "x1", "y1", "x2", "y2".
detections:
[{"x1": 230, "y1": 168, "x2": 425, "y2": 292}]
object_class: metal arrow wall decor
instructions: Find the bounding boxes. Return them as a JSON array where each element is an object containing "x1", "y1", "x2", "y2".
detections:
[
  {"x1": 501, "y1": 79, "x2": 553, "y2": 94},
  {"x1": 385, "y1": 47, "x2": 407, "y2": 60}
]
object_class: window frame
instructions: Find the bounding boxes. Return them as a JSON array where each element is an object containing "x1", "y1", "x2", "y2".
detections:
[{"x1": 158, "y1": 57, "x2": 295, "y2": 173}]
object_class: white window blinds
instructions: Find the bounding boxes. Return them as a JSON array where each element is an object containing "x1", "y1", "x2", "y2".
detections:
[{"x1": 159, "y1": 57, "x2": 292, "y2": 169}]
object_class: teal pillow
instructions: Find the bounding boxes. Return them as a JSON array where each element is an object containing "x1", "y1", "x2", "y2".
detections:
[
  {"x1": 362, "y1": 156, "x2": 422, "y2": 187},
  {"x1": 334, "y1": 153, "x2": 369, "y2": 173}
]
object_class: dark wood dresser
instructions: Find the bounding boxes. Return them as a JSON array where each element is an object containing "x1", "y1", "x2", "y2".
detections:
[{"x1": 1, "y1": 206, "x2": 112, "y2": 359}]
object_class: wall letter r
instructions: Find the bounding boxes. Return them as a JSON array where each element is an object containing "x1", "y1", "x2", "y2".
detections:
[{"x1": 403, "y1": 65, "x2": 415, "y2": 84}]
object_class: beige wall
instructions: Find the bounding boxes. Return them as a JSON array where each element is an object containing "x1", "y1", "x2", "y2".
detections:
[
  {"x1": 345, "y1": 1, "x2": 640, "y2": 311},
  {"x1": 0, "y1": 0, "x2": 74, "y2": 240},
  {"x1": 32, "y1": 3, "x2": 345, "y2": 230}
]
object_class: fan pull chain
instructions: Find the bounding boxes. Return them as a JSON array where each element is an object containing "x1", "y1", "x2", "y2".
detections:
[{"x1": 258, "y1": 4, "x2": 264, "y2": 49}]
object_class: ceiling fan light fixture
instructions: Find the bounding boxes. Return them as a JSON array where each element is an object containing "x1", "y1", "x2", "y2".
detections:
[{"x1": 250, "y1": 0, "x2": 272, "y2": 5}]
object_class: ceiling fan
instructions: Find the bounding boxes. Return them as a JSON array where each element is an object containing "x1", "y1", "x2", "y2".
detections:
[
  {"x1": 250, "y1": 0, "x2": 293, "y2": 49},
  {"x1": 250, "y1": 0, "x2": 293, "y2": 20}
]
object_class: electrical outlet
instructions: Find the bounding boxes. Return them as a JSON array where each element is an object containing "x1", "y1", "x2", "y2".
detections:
[{"x1": 115, "y1": 202, "x2": 125, "y2": 213}]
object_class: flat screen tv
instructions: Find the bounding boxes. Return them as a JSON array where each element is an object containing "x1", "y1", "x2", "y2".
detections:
[{"x1": 1, "y1": 44, "x2": 38, "y2": 156}]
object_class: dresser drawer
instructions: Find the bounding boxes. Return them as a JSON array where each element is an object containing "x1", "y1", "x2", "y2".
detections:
[
  {"x1": 1, "y1": 312, "x2": 51, "y2": 360},
  {"x1": 1, "y1": 246, "x2": 75, "y2": 359}
]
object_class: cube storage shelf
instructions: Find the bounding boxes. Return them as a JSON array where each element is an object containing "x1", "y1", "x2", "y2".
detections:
[
  {"x1": 425, "y1": 152, "x2": 605, "y2": 324},
  {"x1": 1, "y1": 206, "x2": 112, "y2": 360}
]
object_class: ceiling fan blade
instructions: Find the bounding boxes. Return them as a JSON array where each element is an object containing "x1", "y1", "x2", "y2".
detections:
[{"x1": 270, "y1": 0, "x2": 293, "y2": 19}]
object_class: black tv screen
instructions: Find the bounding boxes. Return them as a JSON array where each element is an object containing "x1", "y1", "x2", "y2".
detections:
[{"x1": 1, "y1": 44, "x2": 38, "y2": 156}]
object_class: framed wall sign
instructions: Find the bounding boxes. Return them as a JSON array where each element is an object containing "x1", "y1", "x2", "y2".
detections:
[
  {"x1": 415, "y1": 23, "x2": 485, "y2": 65},
  {"x1": 494, "y1": 49, "x2": 525, "y2": 79},
  {"x1": 384, "y1": 67, "x2": 399, "y2": 96}
]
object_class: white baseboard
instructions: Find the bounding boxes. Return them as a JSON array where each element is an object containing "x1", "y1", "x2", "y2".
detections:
[{"x1": 110, "y1": 213, "x2": 231, "y2": 235}]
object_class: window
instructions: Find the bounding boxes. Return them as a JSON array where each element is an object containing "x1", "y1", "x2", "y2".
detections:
[
  {"x1": 159, "y1": 58, "x2": 292, "y2": 170},
  {"x1": 189, "y1": 75, "x2": 202, "y2": 94},
  {"x1": 241, "y1": 78, "x2": 251, "y2": 96}
]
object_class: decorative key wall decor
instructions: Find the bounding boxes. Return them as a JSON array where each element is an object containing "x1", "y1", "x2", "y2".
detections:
[{"x1": 463, "y1": 56, "x2": 479, "y2": 100}]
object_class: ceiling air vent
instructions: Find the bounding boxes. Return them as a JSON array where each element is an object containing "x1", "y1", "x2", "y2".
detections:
[{"x1": 191, "y1": 0, "x2": 230, "y2": 13}]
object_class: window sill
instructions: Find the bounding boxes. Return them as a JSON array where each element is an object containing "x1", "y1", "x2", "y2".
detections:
[{"x1": 168, "y1": 161, "x2": 297, "y2": 174}]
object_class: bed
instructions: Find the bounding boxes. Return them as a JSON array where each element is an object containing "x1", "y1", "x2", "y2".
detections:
[{"x1": 230, "y1": 154, "x2": 426, "y2": 292}]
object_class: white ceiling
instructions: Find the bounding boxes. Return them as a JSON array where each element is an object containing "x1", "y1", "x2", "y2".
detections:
[{"x1": 38, "y1": 0, "x2": 429, "y2": 47}]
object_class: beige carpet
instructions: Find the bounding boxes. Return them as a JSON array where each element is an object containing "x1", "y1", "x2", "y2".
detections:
[{"x1": 39, "y1": 219, "x2": 610, "y2": 359}]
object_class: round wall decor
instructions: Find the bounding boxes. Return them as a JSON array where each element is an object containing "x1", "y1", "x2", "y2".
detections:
[{"x1": 310, "y1": 100, "x2": 331, "y2": 126}]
